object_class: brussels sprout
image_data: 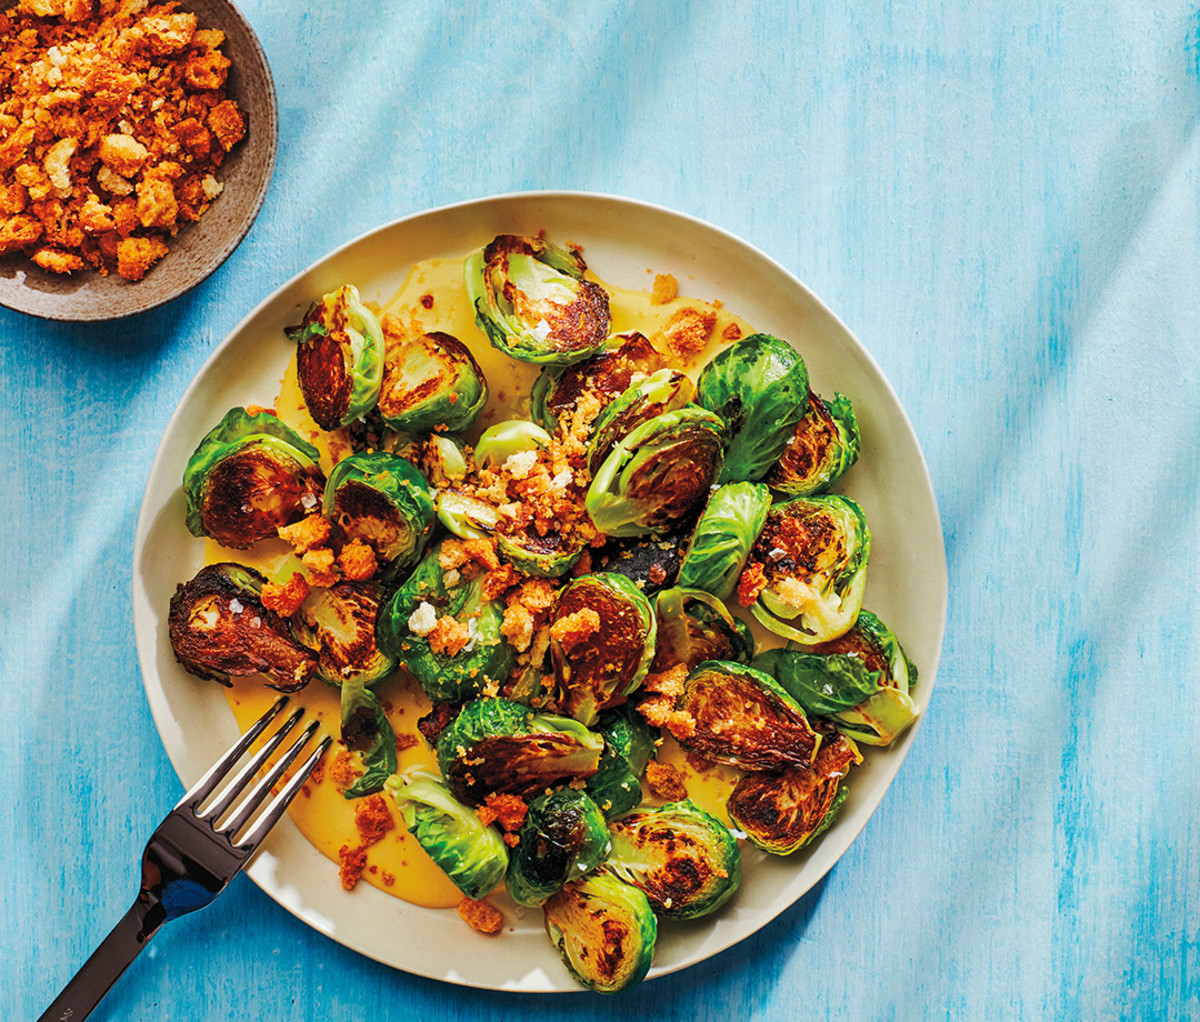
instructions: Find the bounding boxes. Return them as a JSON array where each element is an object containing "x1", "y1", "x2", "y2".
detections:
[
  {"x1": 591, "y1": 524, "x2": 688, "y2": 596},
  {"x1": 182, "y1": 407, "x2": 325, "y2": 549},
  {"x1": 737, "y1": 494, "x2": 871, "y2": 645},
  {"x1": 436, "y1": 486, "x2": 500, "y2": 540},
  {"x1": 585, "y1": 706, "x2": 658, "y2": 818},
  {"x1": 586, "y1": 369, "x2": 696, "y2": 474},
  {"x1": 531, "y1": 331, "x2": 665, "y2": 433},
  {"x1": 695, "y1": 333, "x2": 810, "y2": 483},
  {"x1": 385, "y1": 770, "x2": 509, "y2": 900},
  {"x1": 543, "y1": 874, "x2": 657, "y2": 994},
  {"x1": 652, "y1": 587, "x2": 754, "y2": 672},
  {"x1": 674, "y1": 660, "x2": 820, "y2": 771},
  {"x1": 496, "y1": 528, "x2": 589, "y2": 579},
  {"x1": 286, "y1": 284, "x2": 384, "y2": 429},
  {"x1": 605, "y1": 799, "x2": 741, "y2": 919},
  {"x1": 397, "y1": 433, "x2": 469, "y2": 488},
  {"x1": 586, "y1": 407, "x2": 725, "y2": 538},
  {"x1": 767, "y1": 391, "x2": 860, "y2": 496},
  {"x1": 377, "y1": 330, "x2": 487, "y2": 433},
  {"x1": 726, "y1": 731, "x2": 862, "y2": 854},
  {"x1": 435, "y1": 697, "x2": 604, "y2": 806},
  {"x1": 507, "y1": 788, "x2": 612, "y2": 906},
  {"x1": 550, "y1": 573, "x2": 657, "y2": 726},
  {"x1": 167, "y1": 562, "x2": 316, "y2": 692},
  {"x1": 676, "y1": 481, "x2": 772, "y2": 600},
  {"x1": 756, "y1": 609, "x2": 919, "y2": 745},
  {"x1": 322, "y1": 450, "x2": 436, "y2": 578},
  {"x1": 338, "y1": 676, "x2": 397, "y2": 798},
  {"x1": 375, "y1": 541, "x2": 515, "y2": 703},
  {"x1": 465, "y1": 234, "x2": 611, "y2": 365},
  {"x1": 473, "y1": 419, "x2": 552, "y2": 471},
  {"x1": 291, "y1": 579, "x2": 395, "y2": 688}
]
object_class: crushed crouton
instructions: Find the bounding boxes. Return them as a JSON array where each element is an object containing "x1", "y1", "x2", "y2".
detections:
[
  {"x1": 328, "y1": 748, "x2": 360, "y2": 790},
  {"x1": 643, "y1": 663, "x2": 688, "y2": 698},
  {"x1": 337, "y1": 843, "x2": 368, "y2": 890},
  {"x1": 549, "y1": 607, "x2": 601, "y2": 653},
  {"x1": 301, "y1": 547, "x2": 338, "y2": 587},
  {"x1": 260, "y1": 572, "x2": 310, "y2": 617},
  {"x1": 722, "y1": 321, "x2": 743, "y2": 342},
  {"x1": 338, "y1": 539, "x2": 377, "y2": 581},
  {"x1": 656, "y1": 306, "x2": 717, "y2": 360},
  {"x1": 0, "y1": 3, "x2": 245, "y2": 279},
  {"x1": 651, "y1": 272, "x2": 678, "y2": 304},
  {"x1": 457, "y1": 896, "x2": 503, "y2": 935},
  {"x1": 645, "y1": 760, "x2": 688, "y2": 801},
  {"x1": 428, "y1": 614, "x2": 472, "y2": 657},
  {"x1": 637, "y1": 693, "x2": 696, "y2": 739},
  {"x1": 476, "y1": 793, "x2": 528, "y2": 833},
  {"x1": 277, "y1": 513, "x2": 331, "y2": 553},
  {"x1": 353, "y1": 794, "x2": 395, "y2": 846}
]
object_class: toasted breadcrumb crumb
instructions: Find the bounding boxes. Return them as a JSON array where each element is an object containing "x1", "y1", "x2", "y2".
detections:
[
  {"x1": 656, "y1": 306, "x2": 717, "y2": 360},
  {"x1": 353, "y1": 794, "x2": 395, "y2": 845},
  {"x1": 651, "y1": 272, "x2": 678, "y2": 304},
  {"x1": 645, "y1": 759, "x2": 688, "y2": 801},
  {"x1": 337, "y1": 844, "x2": 368, "y2": 890},
  {"x1": 277, "y1": 513, "x2": 331, "y2": 553},
  {"x1": 260, "y1": 572, "x2": 310, "y2": 617},
  {"x1": 457, "y1": 896, "x2": 503, "y2": 935},
  {"x1": 428, "y1": 614, "x2": 472, "y2": 657},
  {"x1": 301, "y1": 547, "x2": 338, "y2": 587},
  {"x1": 549, "y1": 607, "x2": 601, "y2": 653},
  {"x1": 338, "y1": 538, "x2": 377, "y2": 581}
]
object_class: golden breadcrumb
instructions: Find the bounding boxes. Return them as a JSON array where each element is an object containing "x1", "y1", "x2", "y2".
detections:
[
  {"x1": 549, "y1": 607, "x2": 600, "y2": 653},
  {"x1": 277, "y1": 513, "x2": 331, "y2": 553},
  {"x1": 260, "y1": 572, "x2": 310, "y2": 617},
  {"x1": 656, "y1": 306, "x2": 717, "y2": 360},
  {"x1": 651, "y1": 272, "x2": 678, "y2": 304},
  {"x1": 457, "y1": 896, "x2": 503, "y2": 935},
  {"x1": 645, "y1": 759, "x2": 688, "y2": 801},
  {"x1": 301, "y1": 547, "x2": 338, "y2": 587},
  {"x1": 338, "y1": 539, "x2": 378, "y2": 581}
]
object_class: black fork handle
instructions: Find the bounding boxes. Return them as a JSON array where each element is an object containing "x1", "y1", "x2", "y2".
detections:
[{"x1": 38, "y1": 903, "x2": 157, "y2": 1022}]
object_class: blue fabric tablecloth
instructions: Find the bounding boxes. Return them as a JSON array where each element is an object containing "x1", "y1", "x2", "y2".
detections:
[{"x1": 4, "y1": 2, "x2": 1197, "y2": 1018}]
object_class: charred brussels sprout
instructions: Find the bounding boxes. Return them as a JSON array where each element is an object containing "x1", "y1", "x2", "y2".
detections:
[
  {"x1": 375, "y1": 541, "x2": 514, "y2": 703},
  {"x1": 465, "y1": 234, "x2": 611, "y2": 365},
  {"x1": 586, "y1": 407, "x2": 725, "y2": 538},
  {"x1": 286, "y1": 284, "x2": 383, "y2": 429},
  {"x1": 182, "y1": 407, "x2": 325, "y2": 549},
  {"x1": 543, "y1": 874, "x2": 657, "y2": 994},
  {"x1": 291, "y1": 579, "x2": 395, "y2": 688},
  {"x1": 756, "y1": 609, "x2": 919, "y2": 745},
  {"x1": 605, "y1": 799, "x2": 741, "y2": 919},
  {"x1": 322, "y1": 451, "x2": 435, "y2": 578},
  {"x1": 768, "y1": 391, "x2": 860, "y2": 496},
  {"x1": 435, "y1": 697, "x2": 604, "y2": 806},
  {"x1": 652, "y1": 588, "x2": 754, "y2": 672},
  {"x1": 591, "y1": 523, "x2": 689, "y2": 596},
  {"x1": 385, "y1": 770, "x2": 508, "y2": 900},
  {"x1": 377, "y1": 330, "x2": 487, "y2": 433},
  {"x1": 585, "y1": 706, "x2": 658, "y2": 819},
  {"x1": 436, "y1": 486, "x2": 500, "y2": 541},
  {"x1": 550, "y1": 573, "x2": 657, "y2": 726},
  {"x1": 695, "y1": 333, "x2": 810, "y2": 483},
  {"x1": 507, "y1": 789, "x2": 612, "y2": 906},
  {"x1": 677, "y1": 481, "x2": 772, "y2": 600},
  {"x1": 674, "y1": 660, "x2": 820, "y2": 771},
  {"x1": 727, "y1": 731, "x2": 862, "y2": 854},
  {"x1": 531, "y1": 331, "x2": 665, "y2": 433},
  {"x1": 398, "y1": 433, "x2": 469, "y2": 488},
  {"x1": 586, "y1": 369, "x2": 696, "y2": 475},
  {"x1": 168, "y1": 562, "x2": 316, "y2": 692},
  {"x1": 738, "y1": 494, "x2": 871, "y2": 645}
]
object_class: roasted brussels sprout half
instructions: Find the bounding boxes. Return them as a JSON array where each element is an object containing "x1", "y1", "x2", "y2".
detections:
[
  {"x1": 385, "y1": 770, "x2": 509, "y2": 900},
  {"x1": 168, "y1": 562, "x2": 316, "y2": 692},
  {"x1": 530, "y1": 331, "x2": 665, "y2": 433},
  {"x1": 436, "y1": 486, "x2": 500, "y2": 540},
  {"x1": 322, "y1": 450, "x2": 436, "y2": 578},
  {"x1": 286, "y1": 284, "x2": 384, "y2": 430},
  {"x1": 465, "y1": 234, "x2": 611, "y2": 365},
  {"x1": 550, "y1": 573, "x2": 657, "y2": 726},
  {"x1": 695, "y1": 333, "x2": 810, "y2": 483},
  {"x1": 377, "y1": 330, "x2": 487, "y2": 433},
  {"x1": 435, "y1": 697, "x2": 604, "y2": 806},
  {"x1": 497, "y1": 523, "x2": 589, "y2": 580},
  {"x1": 586, "y1": 407, "x2": 725, "y2": 538},
  {"x1": 737, "y1": 494, "x2": 871, "y2": 645},
  {"x1": 674, "y1": 660, "x2": 820, "y2": 771},
  {"x1": 755, "y1": 609, "x2": 919, "y2": 745},
  {"x1": 586, "y1": 368, "x2": 695, "y2": 474},
  {"x1": 726, "y1": 731, "x2": 862, "y2": 854},
  {"x1": 591, "y1": 523, "x2": 688, "y2": 596},
  {"x1": 473, "y1": 418, "x2": 551, "y2": 471},
  {"x1": 507, "y1": 788, "x2": 611, "y2": 906},
  {"x1": 605, "y1": 799, "x2": 741, "y2": 919},
  {"x1": 399, "y1": 433, "x2": 469, "y2": 488},
  {"x1": 767, "y1": 391, "x2": 860, "y2": 496},
  {"x1": 543, "y1": 874, "x2": 657, "y2": 994},
  {"x1": 585, "y1": 706, "x2": 658, "y2": 819},
  {"x1": 182, "y1": 407, "x2": 325, "y2": 550},
  {"x1": 291, "y1": 579, "x2": 395, "y2": 688},
  {"x1": 375, "y1": 541, "x2": 515, "y2": 703},
  {"x1": 652, "y1": 587, "x2": 754, "y2": 672},
  {"x1": 338, "y1": 675, "x2": 397, "y2": 798},
  {"x1": 676, "y1": 481, "x2": 772, "y2": 600}
]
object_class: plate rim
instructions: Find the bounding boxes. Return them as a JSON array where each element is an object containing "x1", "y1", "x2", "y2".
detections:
[{"x1": 132, "y1": 189, "x2": 948, "y2": 991}]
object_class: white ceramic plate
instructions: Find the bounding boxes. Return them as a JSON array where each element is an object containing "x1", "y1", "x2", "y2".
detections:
[{"x1": 132, "y1": 191, "x2": 947, "y2": 992}]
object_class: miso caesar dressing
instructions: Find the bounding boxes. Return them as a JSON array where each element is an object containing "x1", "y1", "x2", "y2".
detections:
[{"x1": 215, "y1": 252, "x2": 753, "y2": 908}]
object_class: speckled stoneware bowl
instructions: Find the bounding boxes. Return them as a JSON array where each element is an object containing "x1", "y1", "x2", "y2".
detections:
[{"x1": 0, "y1": 0, "x2": 277, "y2": 321}]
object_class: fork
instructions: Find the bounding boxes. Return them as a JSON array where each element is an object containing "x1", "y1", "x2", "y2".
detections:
[{"x1": 39, "y1": 696, "x2": 331, "y2": 1022}]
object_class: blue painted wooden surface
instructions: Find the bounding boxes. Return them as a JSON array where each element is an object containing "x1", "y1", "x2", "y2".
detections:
[{"x1": 3, "y1": 1, "x2": 1198, "y2": 1018}]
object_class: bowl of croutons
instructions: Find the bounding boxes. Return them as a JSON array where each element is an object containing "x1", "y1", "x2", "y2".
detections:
[{"x1": 0, "y1": 0, "x2": 277, "y2": 320}]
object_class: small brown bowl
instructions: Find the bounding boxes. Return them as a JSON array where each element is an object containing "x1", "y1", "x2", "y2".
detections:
[{"x1": 0, "y1": 0, "x2": 278, "y2": 321}]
